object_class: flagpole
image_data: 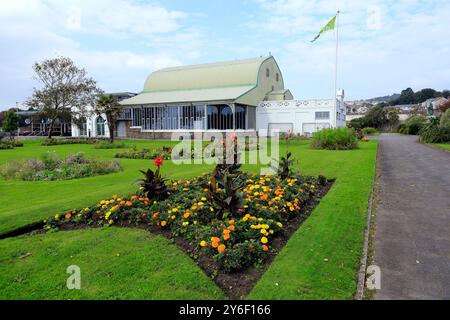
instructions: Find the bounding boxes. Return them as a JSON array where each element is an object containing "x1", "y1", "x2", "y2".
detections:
[{"x1": 333, "y1": 10, "x2": 340, "y2": 127}]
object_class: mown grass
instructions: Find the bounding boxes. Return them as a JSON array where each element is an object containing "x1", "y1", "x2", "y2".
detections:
[
  {"x1": 248, "y1": 141, "x2": 377, "y2": 299},
  {"x1": 0, "y1": 138, "x2": 378, "y2": 299},
  {"x1": 431, "y1": 143, "x2": 450, "y2": 151},
  {"x1": 0, "y1": 227, "x2": 224, "y2": 299}
]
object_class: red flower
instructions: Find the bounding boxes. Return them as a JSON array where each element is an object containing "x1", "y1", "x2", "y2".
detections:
[{"x1": 154, "y1": 157, "x2": 164, "y2": 167}]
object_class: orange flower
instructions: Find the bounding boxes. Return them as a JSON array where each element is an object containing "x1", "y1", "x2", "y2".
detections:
[
  {"x1": 131, "y1": 195, "x2": 138, "y2": 200},
  {"x1": 228, "y1": 220, "x2": 235, "y2": 225},
  {"x1": 119, "y1": 200, "x2": 126, "y2": 205},
  {"x1": 65, "y1": 213, "x2": 72, "y2": 219},
  {"x1": 211, "y1": 237, "x2": 220, "y2": 248},
  {"x1": 261, "y1": 193, "x2": 268, "y2": 201},
  {"x1": 125, "y1": 201, "x2": 133, "y2": 207},
  {"x1": 223, "y1": 229, "x2": 230, "y2": 234},
  {"x1": 153, "y1": 212, "x2": 160, "y2": 219},
  {"x1": 217, "y1": 244, "x2": 226, "y2": 253},
  {"x1": 263, "y1": 245, "x2": 269, "y2": 252},
  {"x1": 223, "y1": 233, "x2": 230, "y2": 240},
  {"x1": 227, "y1": 225, "x2": 235, "y2": 231}
]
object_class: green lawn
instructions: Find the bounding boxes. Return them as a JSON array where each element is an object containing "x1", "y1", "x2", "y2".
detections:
[
  {"x1": 0, "y1": 227, "x2": 224, "y2": 299},
  {"x1": 0, "y1": 138, "x2": 378, "y2": 299},
  {"x1": 432, "y1": 143, "x2": 450, "y2": 151}
]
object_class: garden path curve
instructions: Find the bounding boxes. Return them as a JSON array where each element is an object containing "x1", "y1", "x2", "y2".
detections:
[{"x1": 373, "y1": 134, "x2": 450, "y2": 299}]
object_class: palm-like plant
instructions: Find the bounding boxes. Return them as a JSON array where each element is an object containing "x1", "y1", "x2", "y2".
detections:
[{"x1": 94, "y1": 94, "x2": 122, "y2": 143}]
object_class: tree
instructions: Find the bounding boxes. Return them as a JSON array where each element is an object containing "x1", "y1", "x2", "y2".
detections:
[
  {"x1": 413, "y1": 88, "x2": 437, "y2": 103},
  {"x1": 26, "y1": 57, "x2": 100, "y2": 138},
  {"x1": 94, "y1": 94, "x2": 122, "y2": 143},
  {"x1": 386, "y1": 107, "x2": 399, "y2": 131},
  {"x1": 2, "y1": 110, "x2": 19, "y2": 140}
]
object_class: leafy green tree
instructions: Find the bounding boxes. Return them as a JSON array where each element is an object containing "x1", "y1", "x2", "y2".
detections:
[
  {"x1": 386, "y1": 107, "x2": 399, "y2": 131},
  {"x1": 94, "y1": 94, "x2": 122, "y2": 143},
  {"x1": 414, "y1": 88, "x2": 437, "y2": 103},
  {"x1": 2, "y1": 110, "x2": 19, "y2": 140},
  {"x1": 26, "y1": 56, "x2": 100, "y2": 138}
]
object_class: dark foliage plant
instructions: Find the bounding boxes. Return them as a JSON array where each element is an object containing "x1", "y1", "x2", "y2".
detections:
[{"x1": 137, "y1": 158, "x2": 169, "y2": 200}]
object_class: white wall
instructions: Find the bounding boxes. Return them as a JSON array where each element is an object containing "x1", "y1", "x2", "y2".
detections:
[
  {"x1": 256, "y1": 99, "x2": 346, "y2": 135},
  {"x1": 71, "y1": 113, "x2": 110, "y2": 138}
]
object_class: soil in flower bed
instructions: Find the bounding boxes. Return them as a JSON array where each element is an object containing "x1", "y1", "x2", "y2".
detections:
[{"x1": 27, "y1": 176, "x2": 333, "y2": 299}]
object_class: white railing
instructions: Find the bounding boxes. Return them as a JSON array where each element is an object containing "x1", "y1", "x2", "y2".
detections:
[{"x1": 258, "y1": 99, "x2": 337, "y2": 109}]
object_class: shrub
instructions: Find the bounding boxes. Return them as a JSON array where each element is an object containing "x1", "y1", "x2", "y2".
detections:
[
  {"x1": 93, "y1": 141, "x2": 127, "y2": 149},
  {"x1": 310, "y1": 128, "x2": 358, "y2": 150},
  {"x1": 115, "y1": 147, "x2": 172, "y2": 160},
  {"x1": 41, "y1": 138, "x2": 110, "y2": 146},
  {"x1": 419, "y1": 117, "x2": 450, "y2": 143},
  {"x1": 0, "y1": 152, "x2": 122, "y2": 181},
  {"x1": 362, "y1": 127, "x2": 379, "y2": 136},
  {"x1": 440, "y1": 109, "x2": 450, "y2": 127},
  {"x1": 0, "y1": 140, "x2": 23, "y2": 149},
  {"x1": 401, "y1": 115, "x2": 427, "y2": 135}
]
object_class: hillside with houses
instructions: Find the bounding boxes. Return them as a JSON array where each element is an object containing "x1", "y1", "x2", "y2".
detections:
[{"x1": 346, "y1": 88, "x2": 450, "y2": 121}]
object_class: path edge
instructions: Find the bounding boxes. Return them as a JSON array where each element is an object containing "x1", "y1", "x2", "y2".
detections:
[{"x1": 354, "y1": 141, "x2": 380, "y2": 300}]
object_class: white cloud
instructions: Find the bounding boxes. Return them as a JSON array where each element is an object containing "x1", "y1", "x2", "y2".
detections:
[
  {"x1": 250, "y1": 0, "x2": 450, "y2": 100},
  {"x1": 0, "y1": 0, "x2": 198, "y2": 108}
]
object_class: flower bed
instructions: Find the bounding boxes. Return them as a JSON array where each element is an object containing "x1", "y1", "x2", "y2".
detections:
[
  {"x1": 0, "y1": 152, "x2": 122, "y2": 181},
  {"x1": 42, "y1": 154, "x2": 331, "y2": 297},
  {"x1": 41, "y1": 138, "x2": 110, "y2": 146},
  {"x1": 0, "y1": 140, "x2": 24, "y2": 150},
  {"x1": 115, "y1": 146, "x2": 172, "y2": 160}
]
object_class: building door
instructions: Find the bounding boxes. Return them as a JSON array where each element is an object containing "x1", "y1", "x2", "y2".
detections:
[{"x1": 117, "y1": 121, "x2": 127, "y2": 138}]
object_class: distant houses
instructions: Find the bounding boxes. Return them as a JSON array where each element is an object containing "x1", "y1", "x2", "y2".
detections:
[{"x1": 346, "y1": 97, "x2": 448, "y2": 122}]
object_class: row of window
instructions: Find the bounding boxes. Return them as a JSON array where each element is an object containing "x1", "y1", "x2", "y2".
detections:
[
  {"x1": 79, "y1": 116, "x2": 105, "y2": 137},
  {"x1": 130, "y1": 104, "x2": 252, "y2": 130}
]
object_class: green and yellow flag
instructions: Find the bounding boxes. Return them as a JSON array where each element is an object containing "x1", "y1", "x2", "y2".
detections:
[{"x1": 311, "y1": 15, "x2": 336, "y2": 42}]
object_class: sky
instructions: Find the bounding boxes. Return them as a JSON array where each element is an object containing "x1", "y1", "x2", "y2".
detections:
[{"x1": 1, "y1": 0, "x2": 450, "y2": 110}]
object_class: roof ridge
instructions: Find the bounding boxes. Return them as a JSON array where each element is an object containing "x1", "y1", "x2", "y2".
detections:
[{"x1": 155, "y1": 56, "x2": 269, "y2": 73}]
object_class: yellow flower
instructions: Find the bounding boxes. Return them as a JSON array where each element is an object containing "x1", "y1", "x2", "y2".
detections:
[
  {"x1": 171, "y1": 215, "x2": 176, "y2": 220},
  {"x1": 172, "y1": 208, "x2": 178, "y2": 213},
  {"x1": 161, "y1": 221, "x2": 167, "y2": 227},
  {"x1": 182, "y1": 221, "x2": 189, "y2": 226},
  {"x1": 200, "y1": 240, "x2": 207, "y2": 247},
  {"x1": 260, "y1": 229, "x2": 267, "y2": 234},
  {"x1": 261, "y1": 237, "x2": 268, "y2": 244},
  {"x1": 276, "y1": 222, "x2": 283, "y2": 228},
  {"x1": 210, "y1": 207, "x2": 214, "y2": 212},
  {"x1": 198, "y1": 201, "x2": 204, "y2": 206},
  {"x1": 108, "y1": 219, "x2": 114, "y2": 224},
  {"x1": 191, "y1": 205, "x2": 198, "y2": 210},
  {"x1": 183, "y1": 212, "x2": 190, "y2": 218},
  {"x1": 201, "y1": 197, "x2": 207, "y2": 201}
]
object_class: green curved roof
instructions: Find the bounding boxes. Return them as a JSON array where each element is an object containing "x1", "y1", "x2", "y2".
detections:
[{"x1": 143, "y1": 56, "x2": 270, "y2": 92}]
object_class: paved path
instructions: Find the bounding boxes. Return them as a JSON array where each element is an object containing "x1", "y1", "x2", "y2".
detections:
[{"x1": 373, "y1": 134, "x2": 450, "y2": 299}]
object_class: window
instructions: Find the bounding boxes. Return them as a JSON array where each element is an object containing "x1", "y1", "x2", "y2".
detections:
[
  {"x1": 79, "y1": 117, "x2": 87, "y2": 136},
  {"x1": 132, "y1": 107, "x2": 143, "y2": 127},
  {"x1": 96, "y1": 116, "x2": 106, "y2": 136},
  {"x1": 315, "y1": 111, "x2": 330, "y2": 120},
  {"x1": 234, "y1": 105, "x2": 246, "y2": 130},
  {"x1": 276, "y1": 73, "x2": 279, "y2": 82},
  {"x1": 207, "y1": 104, "x2": 233, "y2": 130},
  {"x1": 266, "y1": 68, "x2": 270, "y2": 77}
]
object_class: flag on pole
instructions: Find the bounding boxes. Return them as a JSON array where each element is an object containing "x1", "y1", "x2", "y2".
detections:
[{"x1": 310, "y1": 15, "x2": 337, "y2": 42}]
